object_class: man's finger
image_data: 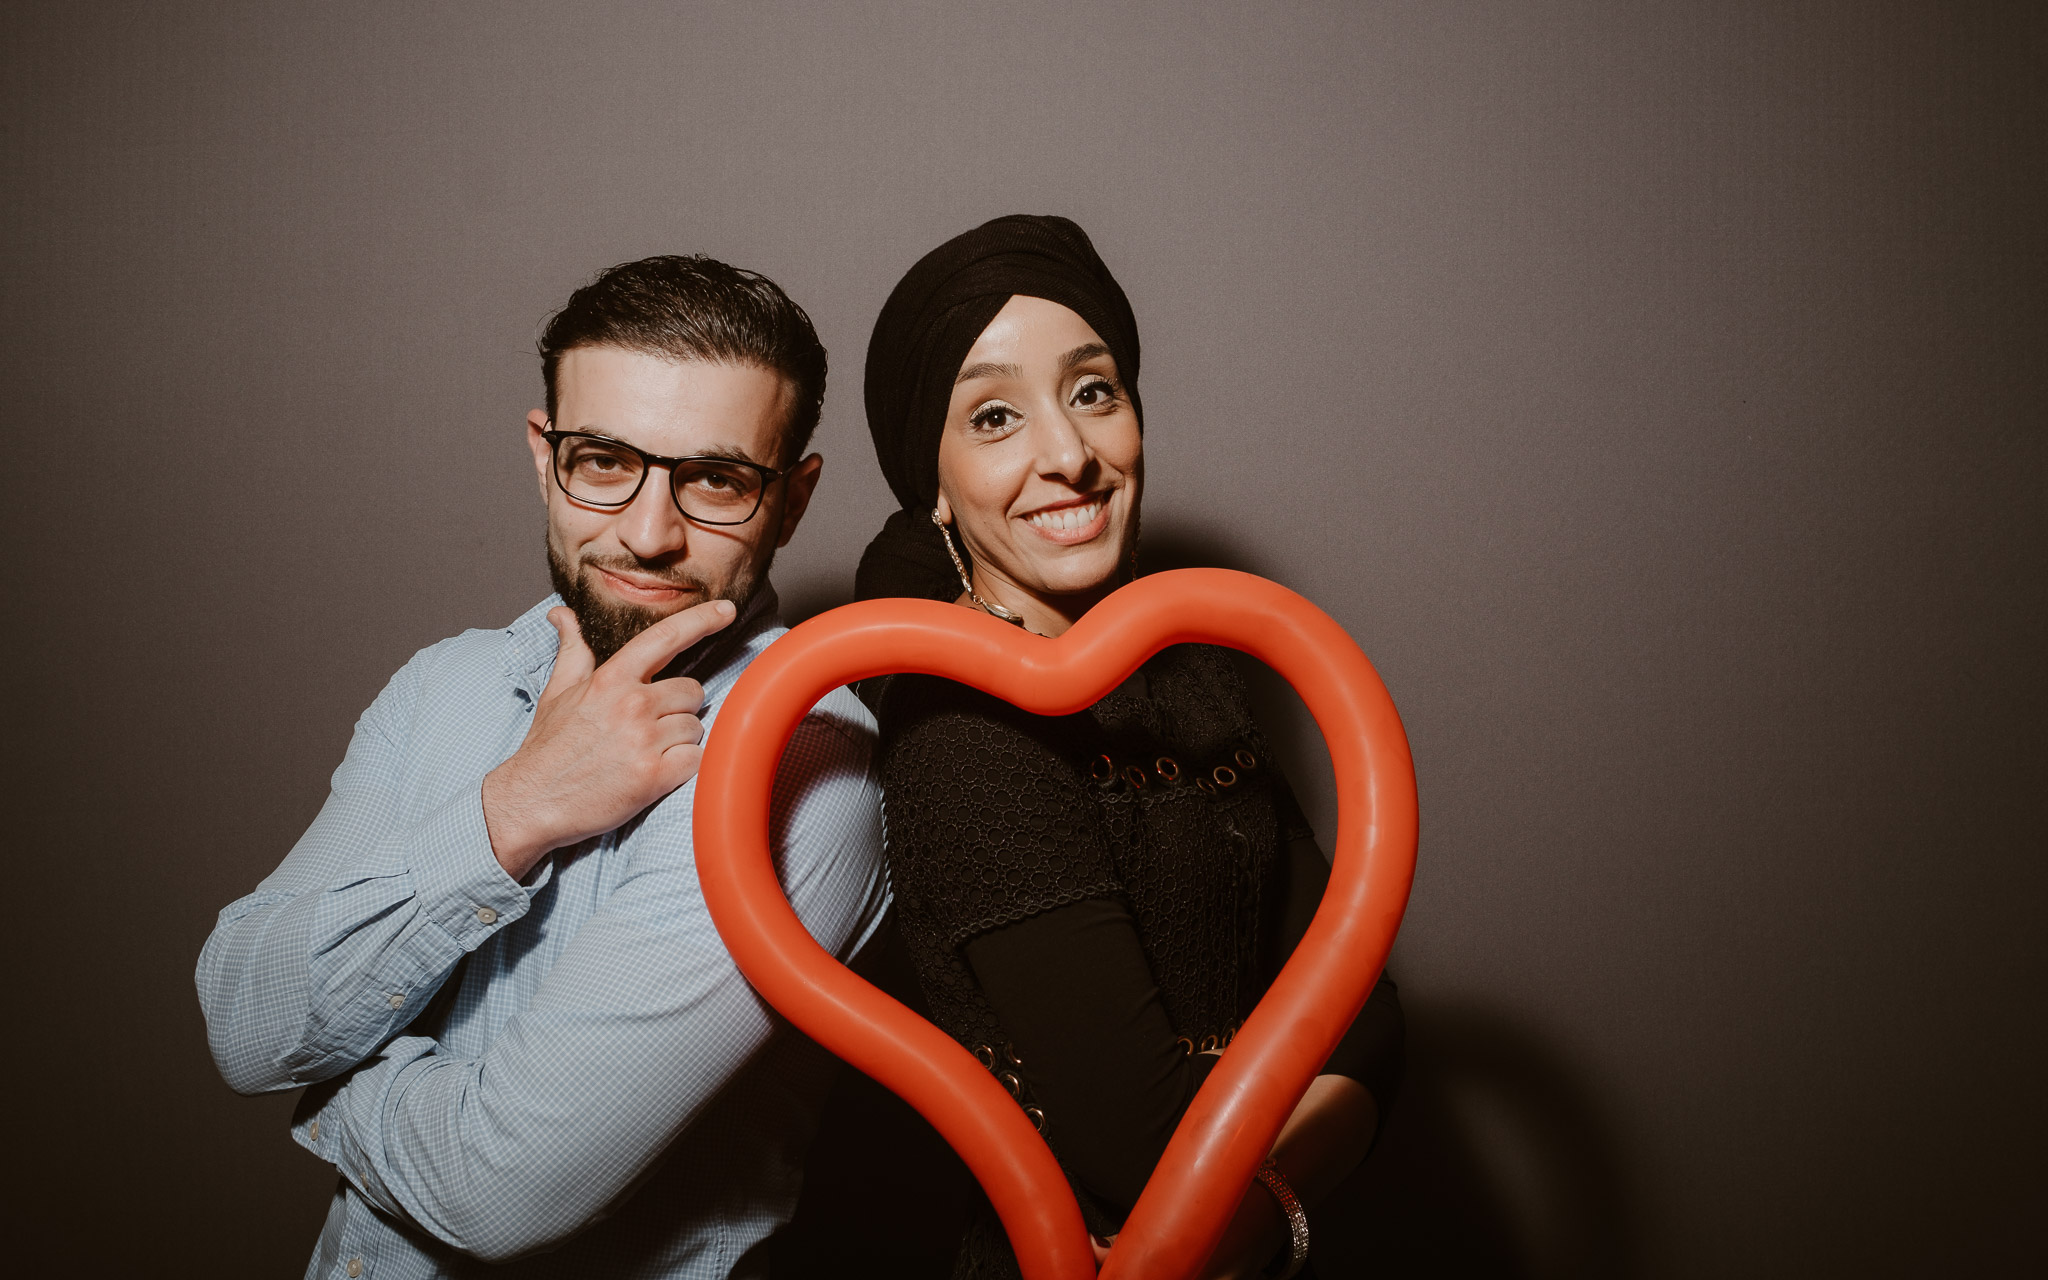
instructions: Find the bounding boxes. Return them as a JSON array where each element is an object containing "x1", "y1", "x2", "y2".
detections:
[
  {"x1": 606, "y1": 598, "x2": 737, "y2": 683},
  {"x1": 655, "y1": 712, "x2": 706, "y2": 749},
  {"x1": 647, "y1": 677, "x2": 707, "y2": 718},
  {"x1": 540, "y1": 607, "x2": 596, "y2": 697},
  {"x1": 658, "y1": 741, "x2": 706, "y2": 776}
]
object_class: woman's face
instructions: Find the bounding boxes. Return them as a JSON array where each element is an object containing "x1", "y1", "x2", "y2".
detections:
[{"x1": 936, "y1": 294, "x2": 1142, "y2": 630}]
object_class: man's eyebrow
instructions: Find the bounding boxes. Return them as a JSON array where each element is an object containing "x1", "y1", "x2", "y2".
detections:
[
  {"x1": 575, "y1": 430, "x2": 776, "y2": 469},
  {"x1": 955, "y1": 360, "x2": 1023, "y2": 386},
  {"x1": 1059, "y1": 342, "x2": 1113, "y2": 374},
  {"x1": 689, "y1": 443, "x2": 776, "y2": 468}
]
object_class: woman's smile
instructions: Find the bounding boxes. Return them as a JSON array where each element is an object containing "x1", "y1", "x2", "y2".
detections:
[{"x1": 1019, "y1": 490, "x2": 1112, "y2": 544}]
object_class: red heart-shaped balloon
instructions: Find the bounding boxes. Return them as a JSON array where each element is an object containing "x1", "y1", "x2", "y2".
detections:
[{"x1": 696, "y1": 569, "x2": 1416, "y2": 1280}]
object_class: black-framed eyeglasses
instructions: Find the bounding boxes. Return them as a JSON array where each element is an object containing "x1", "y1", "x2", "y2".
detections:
[{"x1": 542, "y1": 429, "x2": 787, "y2": 526}]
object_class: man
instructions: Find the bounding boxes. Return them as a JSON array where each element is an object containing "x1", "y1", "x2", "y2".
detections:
[{"x1": 197, "y1": 257, "x2": 887, "y2": 1279}]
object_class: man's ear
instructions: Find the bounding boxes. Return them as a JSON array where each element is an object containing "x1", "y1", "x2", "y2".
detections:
[
  {"x1": 526, "y1": 410, "x2": 554, "y2": 506},
  {"x1": 773, "y1": 454, "x2": 826, "y2": 549}
]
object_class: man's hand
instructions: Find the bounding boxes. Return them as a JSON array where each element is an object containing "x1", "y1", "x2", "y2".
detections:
[{"x1": 481, "y1": 599, "x2": 736, "y2": 879}]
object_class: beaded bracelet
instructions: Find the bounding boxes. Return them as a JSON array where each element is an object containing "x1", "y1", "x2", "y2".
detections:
[{"x1": 1252, "y1": 1158, "x2": 1309, "y2": 1279}]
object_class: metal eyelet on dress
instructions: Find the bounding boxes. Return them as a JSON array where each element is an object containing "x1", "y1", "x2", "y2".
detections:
[
  {"x1": 1025, "y1": 1106, "x2": 1047, "y2": 1133},
  {"x1": 1175, "y1": 1036, "x2": 1195, "y2": 1056},
  {"x1": 999, "y1": 1072, "x2": 1023, "y2": 1098},
  {"x1": 1155, "y1": 756, "x2": 1181, "y2": 783},
  {"x1": 1199, "y1": 1034, "x2": 1220, "y2": 1053},
  {"x1": 1196, "y1": 776, "x2": 1217, "y2": 794},
  {"x1": 1003, "y1": 1043, "x2": 1023, "y2": 1066},
  {"x1": 1234, "y1": 748, "x2": 1258, "y2": 770},
  {"x1": 1212, "y1": 765, "x2": 1238, "y2": 788},
  {"x1": 1090, "y1": 754, "x2": 1116, "y2": 784},
  {"x1": 1124, "y1": 765, "x2": 1149, "y2": 789},
  {"x1": 974, "y1": 1044, "x2": 996, "y2": 1069}
]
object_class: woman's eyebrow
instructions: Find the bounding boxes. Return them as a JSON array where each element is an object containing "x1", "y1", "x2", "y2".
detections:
[
  {"x1": 955, "y1": 360, "x2": 1022, "y2": 386},
  {"x1": 1058, "y1": 342, "x2": 1112, "y2": 373}
]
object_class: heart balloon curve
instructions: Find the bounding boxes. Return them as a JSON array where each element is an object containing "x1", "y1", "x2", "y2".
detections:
[{"x1": 694, "y1": 568, "x2": 1417, "y2": 1280}]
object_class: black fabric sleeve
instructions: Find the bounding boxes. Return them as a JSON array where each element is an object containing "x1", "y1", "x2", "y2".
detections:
[
  {"x1": 961, "y1": 897, "x2": 1218, "y2": 1214},
  {"x1": 878, "y1": 679, "x2": 1122, "y2": 946},
  {"x1": 1264, "y1": 829, "x2": 1406, "y2": 1117}
]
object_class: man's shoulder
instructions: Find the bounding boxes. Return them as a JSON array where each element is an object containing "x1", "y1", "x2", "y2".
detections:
[
  {"x1": 373, "y1": 597, "x2": 558, "y2": 714},
  {"x1": 795, "y1": 682, "x2": 880, "y2": 757},
  {"x1": 719, "y1": 595, "x2": 878, "y2": 758}
]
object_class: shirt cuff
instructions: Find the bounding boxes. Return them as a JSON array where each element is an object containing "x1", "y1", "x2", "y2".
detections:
[{"x1": 405, "y1": 783, "x2": 534, "y2": 949}]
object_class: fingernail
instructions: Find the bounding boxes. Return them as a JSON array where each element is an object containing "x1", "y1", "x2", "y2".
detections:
[{"x1": 717, "y1": 599, "x2": 735, "y2": 615}]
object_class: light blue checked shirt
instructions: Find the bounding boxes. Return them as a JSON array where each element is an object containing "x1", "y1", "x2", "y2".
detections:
[{"x1": 197, "y1": 587, "x2": 888, "y2": 1279}]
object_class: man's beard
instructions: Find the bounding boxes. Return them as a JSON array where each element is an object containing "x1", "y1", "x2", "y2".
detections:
[{"x1": 546, "y1": 532, "x2": 770, "y2": 667}]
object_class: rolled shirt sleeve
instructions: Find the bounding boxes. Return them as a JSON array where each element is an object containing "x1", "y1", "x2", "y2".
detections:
[
  {"x1": 295, "y1": 706, "x2": 887, "y2": 1262},
  {"x1": 196, "y1": 652, "x2": 540, "y2": 1096}
]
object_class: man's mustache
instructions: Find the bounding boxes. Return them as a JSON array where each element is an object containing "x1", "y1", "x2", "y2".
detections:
[{"x1": 579, "y1": 554, "x2": 710, "y2": 595}]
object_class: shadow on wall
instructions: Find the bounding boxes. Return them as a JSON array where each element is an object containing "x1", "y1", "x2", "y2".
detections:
[
  {"x1": 779, "y1": 575, "x2": 857, "y2": 628},
  {"x1": 1317, "y1": 1000, "x2": 1639, "y2": 1279}
]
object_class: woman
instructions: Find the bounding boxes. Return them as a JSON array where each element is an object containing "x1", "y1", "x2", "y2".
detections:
[{"x1": 854, "y1": 215, "x2": 1403, "y2": 1279}]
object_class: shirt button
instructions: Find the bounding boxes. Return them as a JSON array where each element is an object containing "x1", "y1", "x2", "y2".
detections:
[
  {"x1": 387, "y1": 993, "x2": 404, "y2": 1009},
  {"x1": 475, "y1": 906, "x2": 498, "y2": 925},
  {"x1": 308, "y1": 1120, "x2": 320, "y2": 1141},
  {"x1": 346, "y1": 1259, "x2": 362, "y2": 1277}
]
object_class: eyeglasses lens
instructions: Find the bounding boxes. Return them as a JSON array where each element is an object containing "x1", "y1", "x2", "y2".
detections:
[
  {"x1": 671, "y1": 460, "x2": 765, "y2": 523},
  {"x1": 556, "y1": 437, "x2": 645, "y2": 504},
  {"x1": 554, "y1": 436, "x2": 765, "y2": 524}
]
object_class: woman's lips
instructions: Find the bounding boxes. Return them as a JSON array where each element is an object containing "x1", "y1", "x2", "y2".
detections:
[{"x1": 1018, "y1": 493, "x2": 1111, "y2": 546}]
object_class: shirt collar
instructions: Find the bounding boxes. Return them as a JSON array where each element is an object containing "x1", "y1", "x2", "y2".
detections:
[{"x1": 503, "y1": 583, "x2": 782, "y2": 702}]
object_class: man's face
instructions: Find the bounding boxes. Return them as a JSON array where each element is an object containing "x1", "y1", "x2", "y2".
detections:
[{"x1": 526, "y1": 345, "x2": 822, "y2": 664}]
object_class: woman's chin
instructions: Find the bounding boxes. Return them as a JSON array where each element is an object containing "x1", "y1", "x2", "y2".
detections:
[{"x1": 1023, "y1": 557, "x2": 1125, "y2": 603}]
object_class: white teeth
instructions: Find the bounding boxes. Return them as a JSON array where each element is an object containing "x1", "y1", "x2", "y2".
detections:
[{"x1": 1025, "y1": 499, "x2": 1104, "y2": 533}]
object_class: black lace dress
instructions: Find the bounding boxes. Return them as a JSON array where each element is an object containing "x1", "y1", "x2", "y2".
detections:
[{"x1": 874, "y1": 644, "x2": 1404, "y2": 1280}]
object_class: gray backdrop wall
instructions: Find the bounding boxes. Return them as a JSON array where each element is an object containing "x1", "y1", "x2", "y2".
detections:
[{"x1": 4, "y1": 3, "x2": 2040, "y2": 1276}]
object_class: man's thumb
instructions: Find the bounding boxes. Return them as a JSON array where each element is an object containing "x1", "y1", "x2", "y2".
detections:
[{"x1": 541, "y1": 606, "x2": 595, "y2": 695}]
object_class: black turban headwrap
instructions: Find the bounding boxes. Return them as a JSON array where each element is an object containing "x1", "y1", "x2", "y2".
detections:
[{"x1": 855, "y1": 214, "x2": 1142, "y2": 602}]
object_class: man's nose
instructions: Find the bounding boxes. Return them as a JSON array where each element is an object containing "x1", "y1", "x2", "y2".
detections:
[{"x1": 614, "y1": 469, "x2": 690, "y2": 559}]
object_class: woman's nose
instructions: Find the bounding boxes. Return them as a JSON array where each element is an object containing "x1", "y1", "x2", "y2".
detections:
[{"x1": 1032, "y1": 407, "x2": 1093, "y2": 482}]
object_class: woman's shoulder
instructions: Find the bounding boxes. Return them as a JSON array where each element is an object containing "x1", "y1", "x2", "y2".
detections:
[
  {"x1": 876, "y1": 675, "x2": 1099, "y2": 805},
  {"x1": 1145, "y1": 643, "x2": 1260, "y2": 746},
  {"x1": 873, "y1": 673, "x2": 1121, "y2": 930},
  {"x1": 877, "y1": 673, "x2": 1080, "y2": 753}
]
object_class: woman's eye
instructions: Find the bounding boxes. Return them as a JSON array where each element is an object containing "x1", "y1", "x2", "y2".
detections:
[
  {"x1": 969, "y1": 402, "x2": 1021, "y2": 433},
  {"x1": 1072, "y1": 377, "x2": 1117, "y2": 407}
]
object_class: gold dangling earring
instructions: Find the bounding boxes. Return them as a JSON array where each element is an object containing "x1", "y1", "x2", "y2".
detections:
[{"x1": 932, "y1": 507, "x2": 1023, "y2": 624}]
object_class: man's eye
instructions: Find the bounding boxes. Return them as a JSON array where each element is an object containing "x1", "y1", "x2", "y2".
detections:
[
  {"x1": 567, "y1": 447, "x2": 635, "y2": 475},
  {"x1": 677, "y1": 465, "x2": 759, "y2": 502}
]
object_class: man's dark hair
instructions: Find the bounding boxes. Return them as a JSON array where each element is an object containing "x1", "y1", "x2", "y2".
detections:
[{"x1": 538, "y1": 255, "x2": 828, "y2": 462}]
